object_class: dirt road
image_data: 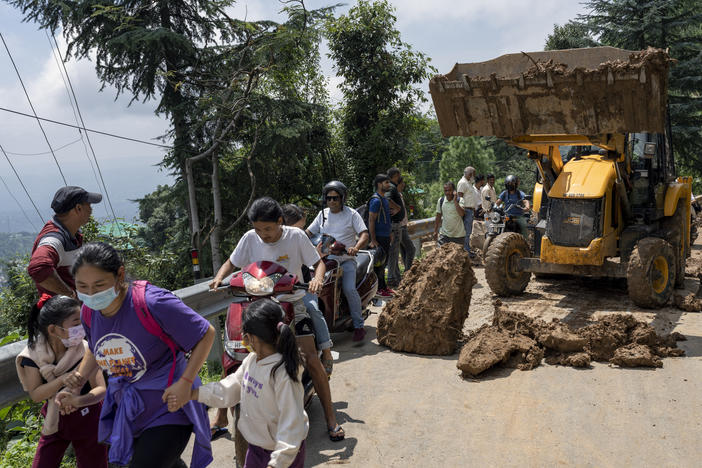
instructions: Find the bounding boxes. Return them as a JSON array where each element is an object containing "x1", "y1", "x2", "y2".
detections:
[{"x1": 190, "y1": 245, "x2": 702, "y2": 467}]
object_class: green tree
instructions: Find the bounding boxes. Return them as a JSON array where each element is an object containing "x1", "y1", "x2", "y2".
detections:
[
  {"x1": 325, "y1": 0, "x2": 435, "y2": 203},
  {"x1": 438, "y1": 137, "x2": 495, "y2": 184},
  {"x1": 545, "y1": 21, "x2": 596, "y2": 50},
  {"x1": 579, "y1": 0, "x2": 702, "y2": 172}
]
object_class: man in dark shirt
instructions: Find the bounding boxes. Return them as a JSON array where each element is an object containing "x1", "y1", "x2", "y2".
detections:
[
  {"x1": 28, "y1": 186, "x2": 102, "y2": 301},
  {"x1": 385, "y1": 167, "x2": 406, "y2": 289}
]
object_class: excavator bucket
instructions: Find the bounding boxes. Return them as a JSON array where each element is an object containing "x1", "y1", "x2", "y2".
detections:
[{"x1": 429, "y1": 47, "x2": 671, "y2": 138}]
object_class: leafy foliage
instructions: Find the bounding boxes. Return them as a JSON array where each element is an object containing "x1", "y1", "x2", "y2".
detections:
[
  {"x1": 325, "y1": 0, "x2": 435, "y2": 204},
  {"x1": 438, "y1": 137, "x2": 495, "y2": 184},
  {"x1": 544, "y1": 21, "x2": 597, "y2": 50},
  {"x1": 0, "y1": 255, "x2": 35, "y2": 339},
  {"x1": 578, "y1": 0, "x2": 702, "y2": 174}
]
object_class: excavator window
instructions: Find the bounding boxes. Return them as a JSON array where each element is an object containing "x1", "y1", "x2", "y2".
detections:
[{"x1": 559, "y1": 145, "x2": 603, "y2": 163}]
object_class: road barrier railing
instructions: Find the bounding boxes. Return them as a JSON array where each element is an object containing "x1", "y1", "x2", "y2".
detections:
[{"x1": 0, "y1": 217, "x2": 435, "y2": 408}]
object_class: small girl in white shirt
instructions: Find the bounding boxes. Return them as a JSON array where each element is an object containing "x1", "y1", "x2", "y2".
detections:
[{"x1": 171, "y1": 299, "x2": 308, "y2": 468}]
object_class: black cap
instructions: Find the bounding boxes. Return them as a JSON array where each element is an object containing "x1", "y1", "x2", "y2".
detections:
[{"x1": 51, "y1": 186, "x2": 102, "y2": 214}]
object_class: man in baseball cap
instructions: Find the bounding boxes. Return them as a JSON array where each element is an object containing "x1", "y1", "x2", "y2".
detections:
[{"x1": 28, "y1": 186, "x2": 103, "y2": 300}]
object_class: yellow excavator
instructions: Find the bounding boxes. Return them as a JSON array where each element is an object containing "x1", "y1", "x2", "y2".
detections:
[{"x1": 429, "y1": 47, "x2": 691, "y2": 308}]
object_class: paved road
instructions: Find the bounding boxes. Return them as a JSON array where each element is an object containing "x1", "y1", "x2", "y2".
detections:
[{"x1": 186, "y1": 248, "x2": 702, "y2": 467}]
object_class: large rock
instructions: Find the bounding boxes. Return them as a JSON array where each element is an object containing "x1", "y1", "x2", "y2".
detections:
[{"x1": 377, "y1": 243, "x2": 476, "y2": 355}]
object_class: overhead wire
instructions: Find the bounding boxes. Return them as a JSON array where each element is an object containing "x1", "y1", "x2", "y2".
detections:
[
  {"x1": 0, "y1": 172, "x2": 38, "y2": 232},
  {"x1": 0, "y1": 143, "x2": 45, "y2": 225},
  {"x1": 46, "y1": 31, "x2": 109, "y2": 220},
  {"x1": 0, "y1": 106, "x2": 174, "y2": 149},
  {"x1": 4, "y1": 136, "x2": 82, "y2": 156},
  {"x1": 49, "y1": 33, "x2": 122, "y2": 235},
  {"x1": 0, "y1": 31, "x2": 68, "y2": 186}
]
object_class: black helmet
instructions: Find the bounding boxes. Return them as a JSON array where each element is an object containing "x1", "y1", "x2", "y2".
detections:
[
  {"x1": 322, "y1": 180, "x2": 348, "y2": 204},
  {"x1": 505, "y1": 175, "x2": 517, "y2": 191}
]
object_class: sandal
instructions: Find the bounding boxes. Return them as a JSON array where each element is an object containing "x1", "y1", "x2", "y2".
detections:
[
  {"x1": 328, "y1": 424, "x2": 345, "y2": 442},
  {"x1": 322, "y1": 358, "x2": 334, "y2": 377},
  {"x1": 210, "y1": 425, "x2": 229, "y2": 441}
]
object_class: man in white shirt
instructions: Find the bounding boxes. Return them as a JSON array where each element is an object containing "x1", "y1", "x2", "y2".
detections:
[
  {"x1": 306, "y1": 181, "x2": 369, "y2": 341},
  {"x1": 481, "y1": 173, "x2": 498, "y2": 216},
  {"x1": 457, "y1": 166, "x2": 476, "y2": 256},
  {"x1": 209, "y1": 197, "x2": 344, "y2": 442}
]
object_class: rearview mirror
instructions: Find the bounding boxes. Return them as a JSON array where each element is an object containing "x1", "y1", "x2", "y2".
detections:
[{"x1": 643, "y1": 142, "x2": 656, "y2": 159}]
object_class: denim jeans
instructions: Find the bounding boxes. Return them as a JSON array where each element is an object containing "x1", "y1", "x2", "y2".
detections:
[
  {"x1": 463, "y1": 208, "x2": 474, "y2": 254},
  {"x1": 387, "y1": 223, "x2": 403, "y2": 287},
  {"x1": 328, "y1": 255, "x2": 364, "y2": 329},
  {"x1": 302, "y1": 292, "x2": 333, "y2": 350},
  {"x1": 399, "y1": 225, "x2": 416, "y2": 271}
]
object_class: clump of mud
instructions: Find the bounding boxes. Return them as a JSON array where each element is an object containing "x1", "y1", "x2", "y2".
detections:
[
  {"x1": 457, "y1": 302, "x2": 685, "y2": 378},
  {"x1": 673, "y1": 269, "x2": 702, "y2": 312},
  {"x1": 377, "y1": 243, "x2": 476, "y2": 355}
]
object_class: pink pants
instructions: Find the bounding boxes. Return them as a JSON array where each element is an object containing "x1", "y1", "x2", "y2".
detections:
[{"x1": 244, "y1": 440, "x2": 306, "y2": 468}]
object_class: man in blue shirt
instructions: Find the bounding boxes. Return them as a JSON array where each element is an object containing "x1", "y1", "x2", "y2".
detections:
[
  {"x1": 369, "y1": 174, "x2": 393, "y2": 297},
  {"x1": 497, "y1": 174, "x2": 530, "y2": 238}
]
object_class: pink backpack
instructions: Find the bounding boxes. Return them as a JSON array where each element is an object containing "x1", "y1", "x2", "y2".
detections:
[{"x1": 81, "y1": 280, "x2": 181, "y2": 386}]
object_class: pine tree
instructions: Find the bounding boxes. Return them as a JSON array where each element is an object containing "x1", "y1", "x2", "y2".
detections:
[{"x1": 580, "y1": 0, "x2": 702, "y2": 173}]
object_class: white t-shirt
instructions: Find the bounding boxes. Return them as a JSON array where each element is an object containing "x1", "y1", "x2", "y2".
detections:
[
  {"x1": 307, "y1": 206, "x2": 367, "y2": 248},
  {"x1": 230, "y1": 226, "x2": 320, "y2": 281},
  {"x1": 481, "y1": 184, "x2": 497, "y2": 212},
  {"x1": 457, "y1": 176, "x2": 476, "y2": 209}
]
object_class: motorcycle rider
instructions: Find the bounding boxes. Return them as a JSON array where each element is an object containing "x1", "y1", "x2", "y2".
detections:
[
  {"x1": 496, "y1": 175, "x2": 530, "y2": 238},
  {"x1": 209, "y1": 197, "x2": 345, "y2": 442},
  {"x1": 281, "y1": 203, "x2": 335, "y2": 374},
  {"x1": 306, "y1": 181, "x2": 370, "y2": 342}
]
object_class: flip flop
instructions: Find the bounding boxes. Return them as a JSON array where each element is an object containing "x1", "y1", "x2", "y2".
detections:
[
  {"x1": 210, "y1": 425, "x2": 229, "y2": 441},
  {"x1": 322, "y1": 358, "x2": 334, "y2": 377},
  {"x1": 328, "y1": 424, "x2": 345, "y2": 442}
]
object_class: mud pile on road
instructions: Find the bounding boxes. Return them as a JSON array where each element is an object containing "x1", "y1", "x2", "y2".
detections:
[
  {"x1": 377, "y1": 243, "x2": 476, "y2": 355},
  {"x1": 457, "y1": 302, "x2": 685, "y2": 377}
]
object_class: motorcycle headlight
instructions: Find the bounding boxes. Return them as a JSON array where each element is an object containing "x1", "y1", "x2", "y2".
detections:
[
  {"x1": 490, "y1": 212, "x2": 501, "y2": 224},
  {"x1": 224, "y1": 339, "x2": 249, "y2": 360},
  {"x1": 242, "y1": 273, "x2": 282, "y2": 295}
]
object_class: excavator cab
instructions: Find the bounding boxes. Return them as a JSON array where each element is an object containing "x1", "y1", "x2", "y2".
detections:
[{"x1": 429, "y1": 47, "x2": 691, "y2": 308}]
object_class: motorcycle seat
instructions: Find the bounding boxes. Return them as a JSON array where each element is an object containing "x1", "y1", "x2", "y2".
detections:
[{"x1": 355, "y1": 251, "x2": 372, "y2": 285}]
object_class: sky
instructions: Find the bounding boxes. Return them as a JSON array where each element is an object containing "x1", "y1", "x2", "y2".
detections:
[{"x1": 0, "y1": 0, "x2": 587, "y2": 233}]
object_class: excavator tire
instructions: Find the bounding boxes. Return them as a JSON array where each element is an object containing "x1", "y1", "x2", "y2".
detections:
[
  {"x1": 627, "y1": 237, "x2": 676, "y2": 309},
  {"x1": 485, "y1": 232, "x2": 531, "y2": 296}
]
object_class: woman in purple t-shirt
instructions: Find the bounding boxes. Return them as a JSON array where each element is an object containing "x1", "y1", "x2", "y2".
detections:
[{"x1": 65, "y1": 242, "x2": 215, "y2": 468}]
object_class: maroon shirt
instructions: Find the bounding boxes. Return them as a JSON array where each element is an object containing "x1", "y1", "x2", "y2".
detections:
[{"x1": 28, "y1": 218, "x2": 83, "y2": 297}]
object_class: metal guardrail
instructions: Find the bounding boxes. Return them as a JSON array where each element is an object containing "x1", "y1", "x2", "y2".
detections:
[{"x1": 0, "y1": 217, "x2": 435, "y2": 408}]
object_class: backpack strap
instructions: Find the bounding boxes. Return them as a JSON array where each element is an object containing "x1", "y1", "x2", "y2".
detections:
[
  {"x1": 131, "y1": 280, "x2": 180, "y2": 387},
  {"x1": 81, "y1": 305, "x2": 92, "y2": 329}
]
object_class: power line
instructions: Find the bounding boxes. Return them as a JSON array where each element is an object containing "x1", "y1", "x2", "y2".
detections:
[
  {"x1": 3, "y1": 137, "x2": 82, "y2": 156},
  {"x1": 0, "y1": 172, "x2": 38, "y2": 232},
  {"x1": 0, "y1": 32, "x2": 67, "y2": 186},
  {"x1": 46, "y1": 32, "x2": 107, "y2": 219},
  {"x1": 50, "y1": 34, "x2": 122, "y2": 235},
  {"x1": 0, "y1": 143, "x2": 45, "y2": 224},
  {"x1": 0, "y1": 106, "x2": 174, "y2": 149}
]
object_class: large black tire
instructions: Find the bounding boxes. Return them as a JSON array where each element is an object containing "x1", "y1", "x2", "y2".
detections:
[
  {"x1": 627, "y1": 237, "x2": 676, "y2": 308},
  {"x1": 234, "y1": 405, "x2": 248, "y2": 468},
  {"x1": 485, "y1": 232, "x2": 531, "y2": 296}
]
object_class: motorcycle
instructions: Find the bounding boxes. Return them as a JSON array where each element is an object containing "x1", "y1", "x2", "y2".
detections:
[
  {"x1": 311, "y1": 233, "x2": 379, "y2": 332},
  {"x1": 220, "y1": 260, "x2": 315, "y2": 466},
  {"x1": 482, "y1": 197, "x2": 529, "y2": 252}
]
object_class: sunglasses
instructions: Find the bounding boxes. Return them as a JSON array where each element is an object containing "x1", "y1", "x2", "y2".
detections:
[{"x1": 326, "y1": 195, "x2": 340, "y2": 201}]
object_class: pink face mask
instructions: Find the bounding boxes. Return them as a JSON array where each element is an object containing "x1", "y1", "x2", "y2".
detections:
[{"x1": 59, "y1": 324, "x2": 85, "y2": 347}]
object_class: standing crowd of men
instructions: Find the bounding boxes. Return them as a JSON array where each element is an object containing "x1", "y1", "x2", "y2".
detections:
[{"x1": 434, "y1": 166, "x2": 529, "y2": 256}]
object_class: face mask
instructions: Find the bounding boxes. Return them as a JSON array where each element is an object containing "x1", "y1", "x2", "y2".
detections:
[
  {"x1": 241, "y1": 335, "x2": 254, "y2": 353},
  {"x1": 59, "y1": 324, "x2": 86, "y2": 347},
  {"x1": 78, "y1": 285, "x2": 118, "y2": 311}
]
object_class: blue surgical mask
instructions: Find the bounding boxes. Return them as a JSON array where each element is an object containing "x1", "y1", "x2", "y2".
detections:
[{"x1": 78, "y1": 285, "x2": 119, "y2": 311}]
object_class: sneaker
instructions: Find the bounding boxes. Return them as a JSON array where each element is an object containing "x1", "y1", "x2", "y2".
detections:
[
  {"x1": 352, "y1": 327, "x2": 366, "y2": 342},
  {"x1": 377, "y1": 288, "x2": 393, "y2": 297}
]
